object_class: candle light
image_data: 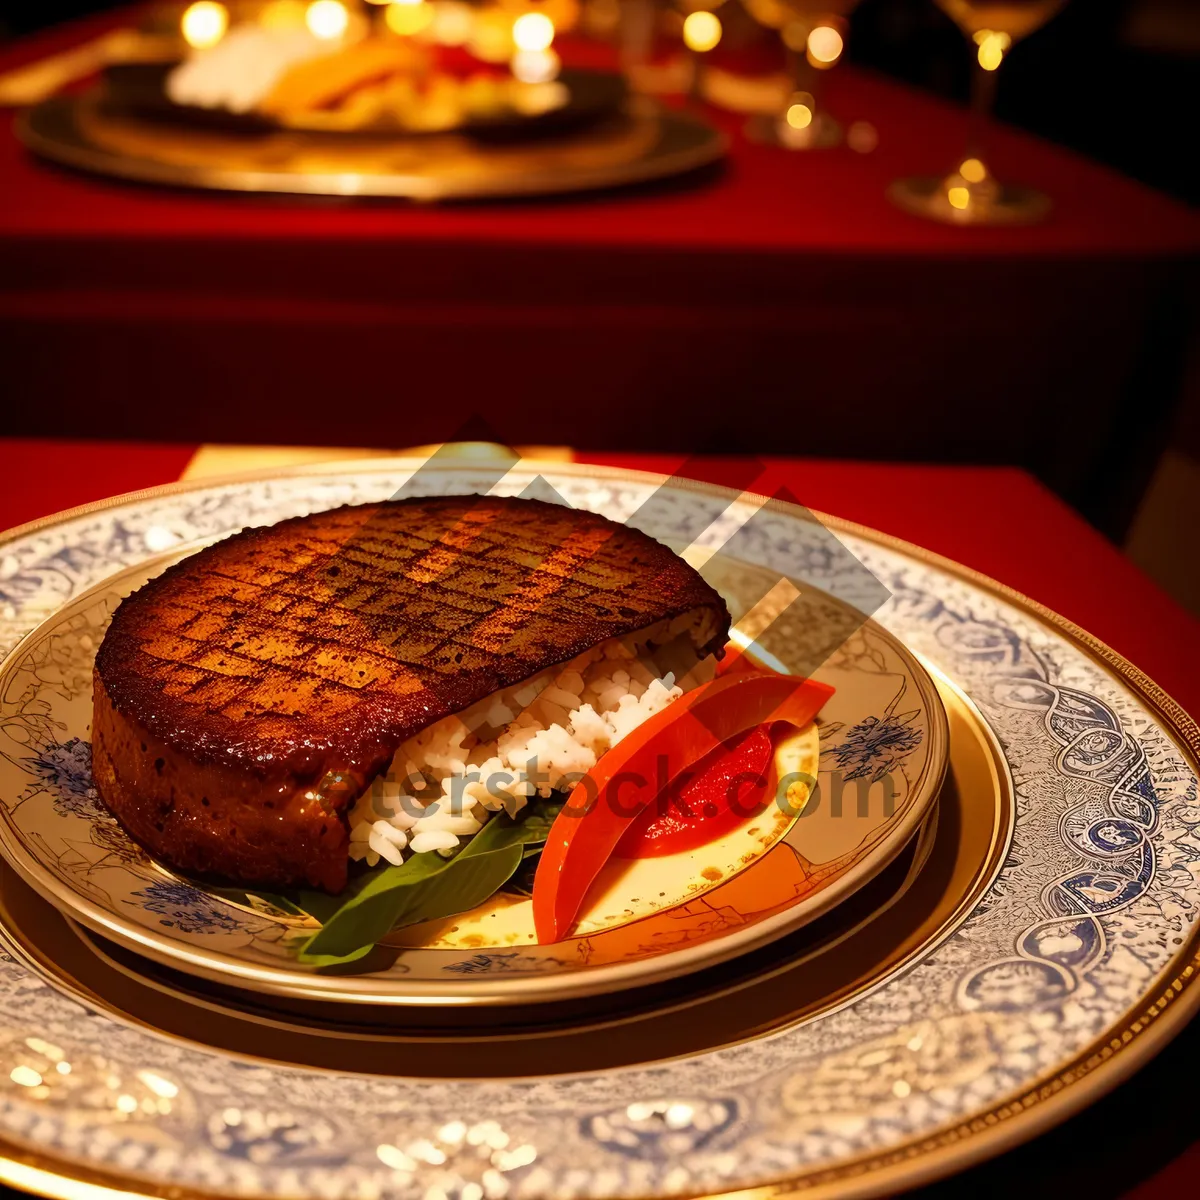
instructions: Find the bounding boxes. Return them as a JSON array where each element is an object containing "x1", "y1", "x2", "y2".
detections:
[
  {"x1": 181, "y1": 1, "x2": 229, "y2": 49},
  {"x1": 306, "y1": 0, "x2": 350, "y2": 40},
  {"x1": 681, "y1": 10, "x2": 722, "y2": 53},
  {"x1": 513, "y1": 12, "x2": 556, "y2": 54},
  {"x1": 385, "y1": 0, "x2": 434, "y2": 37},
  {"x1": 974, "y1": 29, "x2": 1011, "y2": 71}
]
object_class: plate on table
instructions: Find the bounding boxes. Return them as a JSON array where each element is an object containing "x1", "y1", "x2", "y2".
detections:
[
  {"x1": 18, "y1": 90, "x2": 726, "y2": 200},
  {"x1": 0, "y1": 458, "x2": 1196, "y2": 1200},
  {"x1": 0, "y1": 512, "x2": 947, "y2": 1005}
]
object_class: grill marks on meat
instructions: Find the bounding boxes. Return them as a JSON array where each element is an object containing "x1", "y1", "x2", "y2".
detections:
[{"x1": 92, "y1": 495, "x2": 730, "y2": 891}]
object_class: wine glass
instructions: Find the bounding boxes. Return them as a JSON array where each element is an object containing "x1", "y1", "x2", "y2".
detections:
[
  {"x1": 890, "y1": 0, "x2": 1068, "y2": 225},
  {"x1": 744, "y1": 0, "x2": 861, "y2": 149}
]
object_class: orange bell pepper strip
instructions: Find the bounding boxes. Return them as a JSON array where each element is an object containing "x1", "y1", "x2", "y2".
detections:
[
  {"x1": 613, "y1": 724, "x2": 776, "y2": 859},
  {"x1": 531, "y1": 669, "x2": 834, "y2": 943},
  {"x1": 715, "y1": 642, "x2": 756, "y2": 676}
]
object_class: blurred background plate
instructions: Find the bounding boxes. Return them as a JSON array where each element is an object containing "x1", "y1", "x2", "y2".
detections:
[{"x1": 17, "y1": 90, "x2": 727, "y2": 199}]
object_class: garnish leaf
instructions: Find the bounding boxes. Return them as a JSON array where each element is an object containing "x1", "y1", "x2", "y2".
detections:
[
  {"x1": 502, "y1": 851, "x2": 541, "y2": 898},
  {"x1": 299, "y1": 844, "x2": 523, "y2": 962},
  {"x1": 206, "y1": 885, "x2": 313, "y2": 921},
  {"x1": 297, "y1": 798, "x2": 562, "y2": 964},
  {"x1": 291, "y1": 941, "x2": 377, "y2": 970}
]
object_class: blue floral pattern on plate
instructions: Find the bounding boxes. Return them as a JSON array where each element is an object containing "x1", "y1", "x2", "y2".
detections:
[
  {"x1": 22, "y1": 737, "x2": 97, "y2": 817},
  {"x1": 826, "y1": 713, "x2": 924, "y2": 782},
  {"x1": 132, "y1": 881, "x2": 243, "y2": 934}
]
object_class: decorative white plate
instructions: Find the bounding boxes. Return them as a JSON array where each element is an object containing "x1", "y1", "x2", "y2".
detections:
[
  {"x1": 0, "y1": 458, "x2": 1195, "y2": 1200},
  {"x1": 0, "y1": 535, "x2": 946, "y2": 1005}
]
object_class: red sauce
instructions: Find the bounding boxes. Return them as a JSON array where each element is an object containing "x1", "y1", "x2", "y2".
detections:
[{"x1": 612, "y1": 725, "x2": 774, "y2": 859}]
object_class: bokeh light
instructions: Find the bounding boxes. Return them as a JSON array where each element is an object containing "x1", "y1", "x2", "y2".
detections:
[
  {"x1": 306, "y1": 0, "x2": 349, "y2": 39},
  {"x1": 786, "y1": 102, "x2": 813, "y2": 130},
  {"x1": 807, "y1": 25, "x2": 843, "y2": 68},
  {"x1": 260, "y1": 0, "x2": 307, "y2": 28},
  {"x1": 386, "y1": 0, "x2": 434, "y2": 36},
  {"x1": 513, "y1": 12, "x2": 555, "y2": 53},
  {"x1": 512, "y1": 47, "x2": 561, "y2": 83},
  {"x1": 780, "y1": 22, "x2": 806, "y2": 53},
  {"x1": 430, "y1": 1, "x2": 474, "y2": 46},
  {"x1": 947, "y1": 186, "x2": 970, "y2": 210},
  {"x1": 385, "y1": 0, "x2": 434, "y2": 36},
  {"x1": 582, "y1": 0, "x2": 621, "y2": 37},
  {"x1": 682, "y1": 11, "x2": 722, "y2": 53},
  {"x1": 960, "y1": 157, "x2": 986, "y2": 183},
  {"x1": 181, "y1": 1, "x2": 229, "y2": 49},
  {"x1": 470, "y1": 10, "x2": 515, "y2": 60},
  {"x1": 846, "y1": 120, "x2": 878, "y2": 153},
  {"x1": 974, "y1": 30, "x2": 1011, "y2": 71}
]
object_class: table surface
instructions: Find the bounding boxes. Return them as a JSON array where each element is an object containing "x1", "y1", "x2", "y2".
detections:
[
  {"x1": 0, "y1": 439, "x2": 1197, "y2": 1200},
  {"x1": 1, "y1": 8, "x2": 1197, "y2": 266}
]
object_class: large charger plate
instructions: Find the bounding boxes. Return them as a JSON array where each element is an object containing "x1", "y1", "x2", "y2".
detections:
[{"x1": 0, "y1": 458, "x2": 1196, "y2": 1200}]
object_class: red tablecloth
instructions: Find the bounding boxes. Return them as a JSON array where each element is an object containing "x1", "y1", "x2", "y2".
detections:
[
  {"x1": 2, "y1": 10, "x2": 1198, "y2": 537},
  {"x1": 0, "y1": 439, "x2": 1198, "y2": 1198}
]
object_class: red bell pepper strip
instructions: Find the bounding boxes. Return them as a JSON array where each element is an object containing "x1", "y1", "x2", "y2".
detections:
[
  {"x1": 613, "y1": 724, "x2": 775, "y2": 859},
  {"x1": 531, "y1": 670, "x2": 834, "y2": 943},
  {"x1": 716, "y1": 641, "x2": 778, "y2": 677},
  {"x1": 716, "y1": 642, "x2": 751, "y2": 676}
]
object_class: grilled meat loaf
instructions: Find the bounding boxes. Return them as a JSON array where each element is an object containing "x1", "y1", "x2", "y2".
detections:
[{"x1": 92, "y1": 495, "x2": 730, "y2": 892}]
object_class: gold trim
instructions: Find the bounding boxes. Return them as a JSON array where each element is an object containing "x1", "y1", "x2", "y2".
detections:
[
  {"x1": 177, "y1": 444, "x2": 575, "y2": 482},
  {"x1": 0, "y1": 1158, "x2": 191, "y2": 1200},
  {"x1": 0, "y1": 457, "x2": 1197, "y2": 1200}
]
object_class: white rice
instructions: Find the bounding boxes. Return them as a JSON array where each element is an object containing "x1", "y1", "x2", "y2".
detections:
[{"x1": 346, "y1": 621, "x2": 715, "y2": 869}]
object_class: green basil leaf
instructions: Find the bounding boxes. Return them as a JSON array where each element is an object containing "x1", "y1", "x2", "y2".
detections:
[
  {"x1": 299, "y1": 843, "x2": 523, "y2": 962},
  {"x1": 502, "y1": 851, "x2": 541, "y2": 898},
  {"x1": 289, "y1": 888, "x2": 358, "y2": 925},
  {"x1": 277, "y1": 796, "x2": 566, "y2": 965},
  {"x1": 291, "y1": 941, "x2": 377, "y2": 970},
  {"x1": 207, "y1": 885, "x2": 312, "y2": 921},
  {"x1": 465, "y1": 798, "x2": 562, "y2": 856}
]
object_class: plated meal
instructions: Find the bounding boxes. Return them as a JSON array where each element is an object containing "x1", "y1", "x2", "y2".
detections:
[
  {"x1": 0, "y1": 458, "x2": 1196, "y2": 1200},
  {"x1": 0, "y1": 488, "x2": 945, "y2": 998},
  {"x1": 89, "y1": 494, "x2": 831, "y2": 966}
]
